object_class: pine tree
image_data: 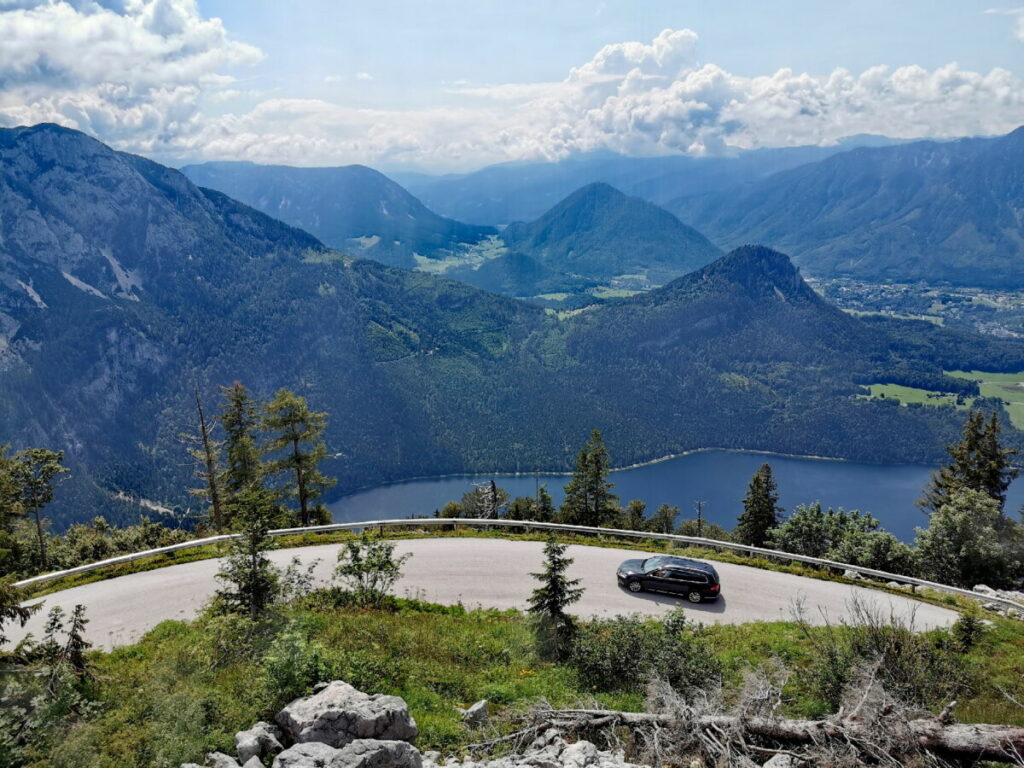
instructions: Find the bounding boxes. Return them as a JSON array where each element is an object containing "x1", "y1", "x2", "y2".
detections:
[
  {"x1": 182, "y1": 389, "x2": 226, "y2": 531},
  {"x1": 10, "y1": 449, "x2": 69, "y2": 570},
  {"x1": 0, "y1": 575, "x2": 39, "y2": 645},
  {"x1": 559, "y1": 429, "x2": 618, "y2": 527},
  {"x1": 528, "y1": 538, "x2": 584, "y2": 660},
  {"x1": 647, "y1": 503, "x2": 679, "y2": 534},
  {"x1": 535, "y1": 484, "x2": 555, "y2": 522},
  {"x1": 625, "y1": 499, "x2": 647, "y2": 530},
  {"x1": 735, "y1": 463, "x2": 782, "y2": 546},
  {"x1": 264, "y1": 389, "x2": 337, "y2": 526},
  {"x1": 919, "y1": 410, "x2": 1018, "y2": 514},
  {"x1": 215, "y1": 486, "x2": 279, "y2": 619},
  {"x1": 219, "y1": 382, "x2": 264, "y2": 516}
]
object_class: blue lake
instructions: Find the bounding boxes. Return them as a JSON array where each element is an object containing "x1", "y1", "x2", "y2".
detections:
[{"x1": 330, "y1": 449, "x2": 1024, "y2": 542}]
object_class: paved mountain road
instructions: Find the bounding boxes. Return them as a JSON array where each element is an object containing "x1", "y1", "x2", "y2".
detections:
[{"x1": 11, "y1": 538, "x2": 957, "y2": 650}]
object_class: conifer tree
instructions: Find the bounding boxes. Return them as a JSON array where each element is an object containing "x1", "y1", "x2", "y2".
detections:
[
  {"x1": 182, "y1": 389, "x2": 226, "y2": 531},
  {"x1": 264, "y1": 389, "x2": 337, "y2": 526},
  {"x1": 735, "y1": 463, "x2": 782, "y2": 546},
  {"x1": 528, "y1": 538, "x2": 584, "y2": 660},
  {"x1": 919, "y1": 410, "x2": 1018, "y2": 514},
  {"x1": 10, "y1": 448, "x2": 69, "y2": 570},
  {"x1": 647, "y1": 503, "x2": 679, "y2": 534},
  {"x1": 0, "y1": 576, "x2": 38, "y2": 645},
  {"x1": 535, "y1": 484, "x2": 555, "y2": 522},
  {"x1": 215, "y1": 485, "x2": 279, "y2": 619},
  {"x1": 625, "y1": 499, "x2": 647, "y2": 530},
  {"x1": 559, "y1": 429, "x2": 618, "y2": 527},
  {"x1": 219, "y1": 382, "x2": 264, "y2": 515}
]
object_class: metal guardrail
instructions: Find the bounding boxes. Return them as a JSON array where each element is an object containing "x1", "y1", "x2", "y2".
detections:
[{"x1": 14, "y1": 518, "x2": 1024, "y2": 612}]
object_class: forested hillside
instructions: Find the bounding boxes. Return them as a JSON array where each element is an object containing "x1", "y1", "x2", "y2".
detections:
[
  {"x1": 501, "y1": 183, "x2": 722, "y2": 286},
  {"x1": 674, "y1": 127, "x2": 1024, "y2": 287},
  {"x1": 181, "y1": 161, "x2": 495, "y2": 269},
  {"x1": 3, "y1": 125, "x2": 1023, "y2": 528}
]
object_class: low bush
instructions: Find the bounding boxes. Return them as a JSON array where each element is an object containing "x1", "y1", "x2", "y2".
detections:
[{"x1": 568, "y1": 608, "x2": 722, "y2": 694}]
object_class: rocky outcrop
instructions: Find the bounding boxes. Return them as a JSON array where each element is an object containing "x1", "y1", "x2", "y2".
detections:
[
  {"x1": 458, "y1": 700, "x2": 489, "y2": 726},
  {"x1": 275, "y1": 681, "x2": 419, "y2": 748},
  {"x1": 182, "y1": 682, "x2": 647, "y2": 768},
  {"x1": 236, "y1": 721, "x2": 284, "y2": 763}
]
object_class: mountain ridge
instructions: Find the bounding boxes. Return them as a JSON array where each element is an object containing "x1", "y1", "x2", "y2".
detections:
[
  {"x1": 673, "y1": 126, "x2": 1024, "y2": 287},
  {"x1": 181, "y1": 160, "x2": 496, "y2": 269}
]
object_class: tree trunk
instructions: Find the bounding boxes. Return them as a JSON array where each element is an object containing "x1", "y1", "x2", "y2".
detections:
[
  {"x1": 537, "y1": 708, "x2": 1024, "y2": 764},
  {"x1": 33, "y1": 508, "x2": 47, "y2": 570},
  {"x1": 293, "y1": 436, "x2": 308, "y2": 526},
  {"x1": 195, "y1": 390, "x2": 224, "y2": 531}
]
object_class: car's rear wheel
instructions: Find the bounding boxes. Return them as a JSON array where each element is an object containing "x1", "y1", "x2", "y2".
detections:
[
  {"x1": 687, "y1": 590, "x2": 702, "y2": 603},
  {"x1": 628, "y1": 580, "x2": 643, "y2": 593}
]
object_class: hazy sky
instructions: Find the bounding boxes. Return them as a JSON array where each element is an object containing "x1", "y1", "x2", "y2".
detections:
[{"x1": 1, "y1": 0, "x2": 1023, "y2": 171}]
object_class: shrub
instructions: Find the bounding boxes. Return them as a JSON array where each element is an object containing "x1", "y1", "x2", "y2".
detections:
[
  {"x1": 261, "y1": 621, "x2": 332, "y2": 708},
  {"x1": 569, "y1": 609, "x2": 721, "y2": 694},
  {"x1": 335, "y1": 535, "x2": 411, "y2": 608}
]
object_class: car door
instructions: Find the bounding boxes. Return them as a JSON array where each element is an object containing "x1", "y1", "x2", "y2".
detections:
[
  {"x1": 642, "y1": 567, "x2": 673, "y2": 592},
  {"x1": 658, "y1": 568, "x2": 688, "y2": 594},
  {"x1": 678, "y1": 569, "x2": 709, "y2": 593}
]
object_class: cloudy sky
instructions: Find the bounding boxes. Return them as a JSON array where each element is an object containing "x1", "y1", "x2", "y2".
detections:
[{"x1": 1, "y1": 0, "x2": 1023, "y2": 172}]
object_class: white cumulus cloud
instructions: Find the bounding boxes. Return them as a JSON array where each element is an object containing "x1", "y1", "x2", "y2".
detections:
[
  {"x1": 0, "y1": 0, "x2": 260, "y2": 148},
  {"x1": 1, "y1": 11, "x2": 1023, "y2": 170}
]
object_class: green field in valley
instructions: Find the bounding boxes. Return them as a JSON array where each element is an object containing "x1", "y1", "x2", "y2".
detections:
[
  {"x1": 858, "y1": 383, "x2": 973, "y2": 410},
  {"x1": 947, "y1": 370, "x2": 1024, "y2": 429}
]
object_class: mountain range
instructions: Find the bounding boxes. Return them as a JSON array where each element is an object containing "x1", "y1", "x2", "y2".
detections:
[
  {"x1": 3, "y1": 124, "x2": 1022, "y2": 528},
  {"x1": 180, "y1": 161, "x2": 495, "y2": 269},
  {"x1": 395, "y1": 136, "x2": 906, "y2": 225},
  {"x1": 671, "y1": 128, "x2": 1024, "y2": 288}
]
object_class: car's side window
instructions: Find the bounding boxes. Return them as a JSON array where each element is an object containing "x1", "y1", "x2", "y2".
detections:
[{"x1": 682, "y1": 570, "x2": 708, "y2": 584}]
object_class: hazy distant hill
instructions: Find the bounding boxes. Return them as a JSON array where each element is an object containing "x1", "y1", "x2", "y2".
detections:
[
  {"x1": 502, "y1": 183, "x2": 722, "y2": 286},
  {"x1": 181, "y1": 161, "x2": 495, "y2": 268},
  {"x1": 675, "y1": 127, "x2": 1024, "y2": 287},
  {"x1": 396, "y1": 137, "x2": 905, "y2": 225},
  {"x1": 3, "y1": 125, "x2": 1019, "y2": 527}
]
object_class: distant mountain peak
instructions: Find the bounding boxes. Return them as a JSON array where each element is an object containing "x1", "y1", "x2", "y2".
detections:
[
  {"x1": 502, "y1": 182, "x2": 722, "y2": 284},
  {"x1": 682, "y1": 245, "x2": 816, "y2": 304}
]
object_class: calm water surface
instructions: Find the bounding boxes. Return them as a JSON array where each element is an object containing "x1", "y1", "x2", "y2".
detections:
[{"x1": 329, "y1": 449, "x2": 1024, "y2": 542}]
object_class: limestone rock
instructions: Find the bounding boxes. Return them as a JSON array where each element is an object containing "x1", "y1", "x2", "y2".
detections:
[
  {"x1": 242, "y1": 759, "x2": 265, "y2": 768},
  {"x1": 272, "y1": 742, "x2": 341, "y2": 768},
  {"x1": 206, "y1": 753, "x2": 240, "y2": 768},
  {"x1": 275, "y1": 681, "x2": 418, "y2": 748},
  {"x1": 333, "y1": 739, "x2": 422, "y2": 768},
  {"x1": 842, "y1": 569, "x2": 861, "y2": 581},
  {"x1": 973, "y1": 584, "x2": 996, "y2": 596},
  {"x1": 459, "y1": 700, "x2": 489, "y2": 726},
  {"x1": 237, "y1": 721, "x2": 284, "y2": 763}
]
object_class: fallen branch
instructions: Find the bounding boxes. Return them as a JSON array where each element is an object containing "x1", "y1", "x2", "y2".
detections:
[{"x1": 532, "y1": 706, "x2": 1024, "y2": 764}]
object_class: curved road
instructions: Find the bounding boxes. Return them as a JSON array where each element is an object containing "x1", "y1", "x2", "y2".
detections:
[{"x1": 11, "y1": 538, "x2": 957, "y2": 650}]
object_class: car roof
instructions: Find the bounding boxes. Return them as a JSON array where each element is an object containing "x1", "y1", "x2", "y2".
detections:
[{"x1": 660, "y1": 556, "x2": 717, "y2": 574}]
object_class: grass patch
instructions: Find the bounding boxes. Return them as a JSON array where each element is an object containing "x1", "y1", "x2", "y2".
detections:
[
  {"x1": 20, "y1": 591, "x2": 1024, "y2": 767},
  {"x1": 843, "y1": 309, "x2": 944, "y2": 326},
  {"x1": 858, "y1": 383, "x2": 972, "y2": 410},
  {"x1": 947, "y1": 370, "x2": 1024, "y2": 429}
]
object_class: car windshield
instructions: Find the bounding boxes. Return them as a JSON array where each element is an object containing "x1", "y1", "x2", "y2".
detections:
[{"x1": 642, "y1": 556, "x2": 668, "y2": 572}]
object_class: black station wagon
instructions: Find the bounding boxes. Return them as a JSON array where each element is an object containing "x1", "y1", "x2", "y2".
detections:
[{"x1": 616, "y1": 555, "x2": 721, "y2": 603}]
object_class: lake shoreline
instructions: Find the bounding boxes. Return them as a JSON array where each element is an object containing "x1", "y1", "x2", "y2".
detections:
[{"x1": 330, "y1": 446, "x2": 935, "y2": 501}]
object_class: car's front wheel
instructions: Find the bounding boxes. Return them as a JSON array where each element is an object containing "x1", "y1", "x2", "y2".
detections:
[
  {"x1": 687, "y1": 590, "x2": 702, "y2": 603},
  {"x1": 627, "y1": 579, "x2": 643, "y2": 593}
]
